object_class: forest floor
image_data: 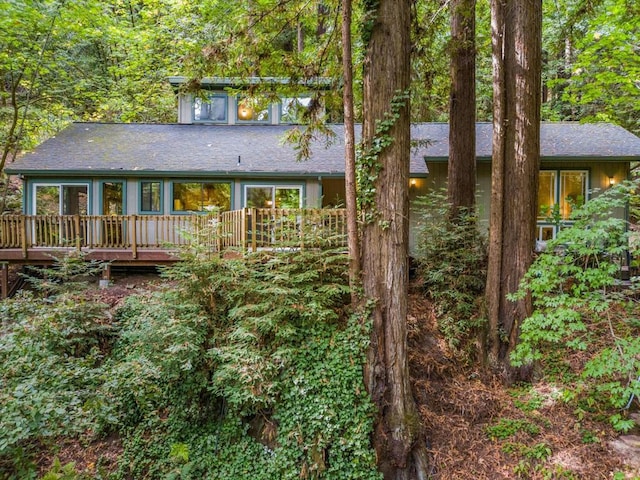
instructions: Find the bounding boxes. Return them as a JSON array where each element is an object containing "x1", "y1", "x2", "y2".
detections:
[
  {"x1": 407, "y1": 291, "x2": 640, "y2": 480},
  {"x1": 35, "y1": 273, "x2": 640, "y2": 479}
]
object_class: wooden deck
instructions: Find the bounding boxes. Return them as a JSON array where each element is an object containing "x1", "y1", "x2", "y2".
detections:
[{"x1": 0, "y1": 208, "x2": 348, "y2": 266}]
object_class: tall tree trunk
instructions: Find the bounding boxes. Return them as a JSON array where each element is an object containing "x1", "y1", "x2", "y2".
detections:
[
  {"x1": 448, "y1": 0, "x2": 476, "y2": 215},
  {"x1": 361, "y1": 0, "x2": 430, "y2": 477},
  {"x1": 486, "y1": 0, "x2": 542, "y2": 375},
  {"x1": 341, "y1": 0, "x2": 360, "y2": 301}
]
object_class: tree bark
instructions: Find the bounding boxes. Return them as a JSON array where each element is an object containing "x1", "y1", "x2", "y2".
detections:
[
  {"x1": 486, "y1": 0, "x2": 542, "y2": 374},
  {"x1": 361, "y1": 0, "x2": 430, "y2": 477},
  {"x1": 448, "y1": 0, "x2": 476, "y2": 215},
  {"x1": 341, "y1": 0, "x2": 361, "y2": 302}
]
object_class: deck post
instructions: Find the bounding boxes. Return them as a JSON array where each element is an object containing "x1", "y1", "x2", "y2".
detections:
[
  {"x1": 241, "y1": 208, "x2": 247, "y2": 252},
  {"x1": 300, "y1": 209, "x2": 305, "y2": 251},
  {"x1": 250, "y1": 208, "x2": 257, "y2": 252},
  {"x1": 103, "y1": 264, "x2": 111, "y2": 281},
  {"x1": 216, "y1": 212, "x2": 222, "y2": 253},
  {"x1": 1, "y1": 262, "x2": 8, "y2": 299},
  {"x1": 21, "y1": 217, "x2": 27, "y2": 259},
  {"x1": 74, "y1": 215, "x2": 81, "y2": 251},
  {"x1": 131, "y1": 215, "x2": 138, "y2": 259}
]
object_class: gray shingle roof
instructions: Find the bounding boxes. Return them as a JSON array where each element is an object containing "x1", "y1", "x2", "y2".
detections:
[{"x1": 6, "y1": 121, "x2": 640, "y2": 177}]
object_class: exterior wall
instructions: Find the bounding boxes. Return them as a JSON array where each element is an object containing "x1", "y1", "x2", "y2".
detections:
[
  {"x1": 17, "y1": 158, "x2": 631, "y2": 256},
  {"x1": 417, "y1": 159, "x2": 630, "y2": 245},
  {"x1": 304, "y1": 180, "x2": 322, "y2": 208},
  {"x1": 178, "y1": 94, "x2": 193, "y2": 124}
]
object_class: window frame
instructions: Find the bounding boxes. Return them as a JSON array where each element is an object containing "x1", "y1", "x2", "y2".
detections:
[
  {"x1": 279, "y1": 96, "x2": 312, "y2": 124},
  {"x1": 170, "y1": 180, "x2": 233, "y2": 213},
  {"x1": 536, "y1": 168, "x2": 589, "y2": 241},
  {"x1": 235, "y1": 95, "x2": 272, "y2": 124},
  {"x1": 139, "y1": 180, "x2": 163, "y2": 214},
  {"x1": 192, "y1": 93, "x2": 228, "y2": 123},
  {"x1": 243, "y1": 183, "x2": 304, "y2": 209},
  {"x1": 31, "y1": 181, "x2": 92, "y2": 216},
  {"x1": 99, "y1": 180, "x2": 126, "y2": 216}
]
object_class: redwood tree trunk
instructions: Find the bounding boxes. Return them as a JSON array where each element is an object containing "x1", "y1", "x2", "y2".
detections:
[
  {"x1": 361, "y1": 0, "x2": 430, "y2": 477},
  {"x1": 486, "y1": 0, "x2": 542, "y2": 373},
  {"x1": 341, "y1": 0, "x2": 360, "y2": 300},
  {"x1": 448, "y1": 0, "x2": 476, "y2": 215}
]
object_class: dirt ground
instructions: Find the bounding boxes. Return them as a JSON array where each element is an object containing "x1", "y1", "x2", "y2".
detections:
[
  {"x1": 37, "y1": 275, "x2": 640, "y2": 479},
  {"x1": 407, "y1": 292, "x2": 639, "y2": 480}
]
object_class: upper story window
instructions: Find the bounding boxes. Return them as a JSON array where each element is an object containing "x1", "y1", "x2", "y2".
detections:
[
  {"x1": 193, "y1": 94, "x2": 227, "y2": 123},
  {"x1": 236, "y1": 95, "x2": 271, "y2": 123},
  {"x1": 280, "y1": 97, "x2": 311, "y2": 124}
]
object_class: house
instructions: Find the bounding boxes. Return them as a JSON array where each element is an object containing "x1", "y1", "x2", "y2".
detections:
[{"x1": 2, "y1": 77, "x2": 640, "y2": 283}]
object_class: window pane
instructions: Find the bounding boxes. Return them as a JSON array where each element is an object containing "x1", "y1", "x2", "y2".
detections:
[
  {"x1": 62, "y1": 186, "x2": 88, "y2": 215},
  {"x1": 202, "y1": 183, "x2": 230, "y2": 211},
  {"x1": 281, "y1": 97, "x2": 311, "y2": 123},
  {"x1": 35, "y1": 185, "x2": 60, "y2": 215},
  {"x1": 246, "y1": 187, "x2": 273, "y2": 208},
  {"x1": 141, "y1": 181, "x2": 161, "y2": 212},
  {"x1": 538, "y1": 171, "x2": 556, "y2": 220},
  {"x1": 102, "y1": 182, "x2": 123, "y2": 215},
  {"x1": 173, "y1": 183, "x2": 231, "y2": 212},
  {"x1": 237, "y1": 96, "x2": 270, "y2": 122},
  {"x1": 275, "y1": 187, "x2": 301, "y2": 208},
  {"x1": 560, "y1": 171, "x2": 587, "y2": 219},
  {"x1": 194, "y1": 95, "x2": 227, "y2": 122},
  {"x1": 173, "y1": 183, "x2": 201, "y2": 211}
]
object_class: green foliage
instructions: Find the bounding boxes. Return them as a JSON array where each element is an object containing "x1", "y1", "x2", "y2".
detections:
[
  {"x1": 105, "y1": 246, "x2": 379, "y2": 479},
  {"x1": 41, "y1": 458, "x2": 93, "y2": 480},
  {"x1": 510, "y1": 182, "x2": 640, "y2": 430},
  {"x1": 485, "y1": 418, "x2": 541, "y2": 441},
  {"x1": 414, "y1": 191, "x2": 487, "y2": 352},
  {"x1": 542, "y1": 0, "x2": 640, "y2": 134},
  {"x1": 0, "y1": 256, "x2": 115, "y2": 477},
  {"x1": 356, "y1": 89, "x2": 411, "y2": 223}
]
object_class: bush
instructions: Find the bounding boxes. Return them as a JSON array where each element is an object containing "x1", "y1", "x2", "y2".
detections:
[
  {"x1": 414, "y1": 191, "x2": 487, "y2": 352},
  {"x1": 0, "y1": 256, "x2": 116, "y2": 476},
  {"x1": 510, "y1": 182, "x2": 640, "y2": 430},
  {"x1": 106, "y1": 247, "x2": 380, "y2": 479}
]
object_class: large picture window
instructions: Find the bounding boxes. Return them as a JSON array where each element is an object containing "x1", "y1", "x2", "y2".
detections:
[
  {"x1": 172, "y1": 182, "x2": 231, "y2": 212},
  {"x1": 245, "y1": 185, "x2": 302, "y2": 208}
]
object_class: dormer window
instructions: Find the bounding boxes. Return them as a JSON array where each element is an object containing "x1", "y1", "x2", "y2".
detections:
[
  {"x1": 193, "y1": 94, "x2": 227, "y2": 123},
  {"x1": 280, "y1": 97, "x2": 311, "y2": 124},
  {"x1": 236, "y1": 95, "x2": 271, "y2": 123}
]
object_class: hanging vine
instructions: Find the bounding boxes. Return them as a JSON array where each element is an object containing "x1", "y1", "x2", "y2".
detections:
[{"x1": 356, "y1": 89, "x2": 410, "y2": 225}]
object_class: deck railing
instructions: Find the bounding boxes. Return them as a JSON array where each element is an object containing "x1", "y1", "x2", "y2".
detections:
[{"x1": 0, "y1": 208, "x2": 347, "y2": 258}]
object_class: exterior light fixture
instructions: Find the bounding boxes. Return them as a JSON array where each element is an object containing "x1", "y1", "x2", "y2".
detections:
[
  {"x1": 609, "y1": 176, "x2": 615, "y2": 187},
  {"x1": 237, "y1": 102, "x2": 253, "y2": 121},
  {"x1": 410, "y1": 178, "x2": 417, "y2": 188}
]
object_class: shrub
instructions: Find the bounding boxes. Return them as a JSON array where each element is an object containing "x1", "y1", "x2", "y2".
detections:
[
  {"x1": 510, "y1": 182, "x2": 640, "y2": 430},
  {"x1": 414, "y1": 191, "x2": 487, "y2": 351},
  {"x1": 107, "y1": 246, "x2": 380, "y2": 479},
  {"x1": 0, "y1": 256, "x2": 115, "y2": 476}
]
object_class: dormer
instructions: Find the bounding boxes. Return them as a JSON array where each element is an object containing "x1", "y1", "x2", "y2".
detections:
[{"x1": 168, "y1": 76, "x2": 327, "y2": 125}]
